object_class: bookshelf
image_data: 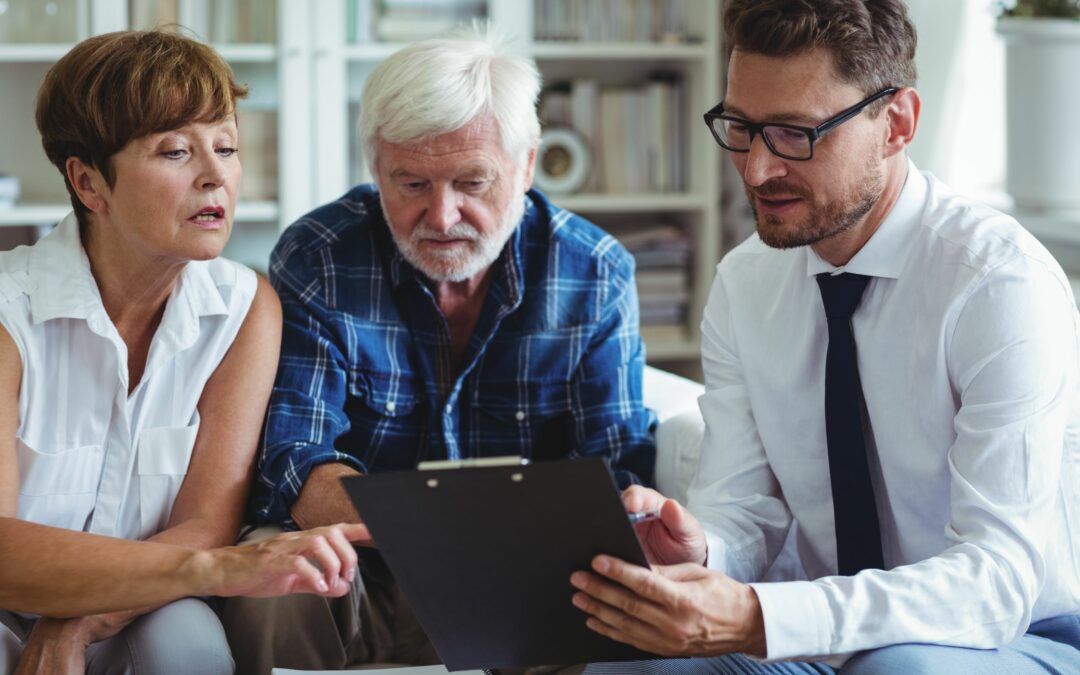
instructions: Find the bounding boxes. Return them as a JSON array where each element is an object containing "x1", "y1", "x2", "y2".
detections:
[{"x1": 0, "y1": 0, "x2": 722, "y2": 366}]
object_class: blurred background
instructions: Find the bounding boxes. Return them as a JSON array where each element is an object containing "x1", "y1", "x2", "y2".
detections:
[{"x1": 0, "y1": 0, "x2": 1077, "y2": 380}]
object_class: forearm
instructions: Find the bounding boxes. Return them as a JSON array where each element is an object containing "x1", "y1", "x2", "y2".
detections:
[
  {"x1": 290, "y1": 462, "x2": 363, "y2": 530},
  {"x1": 0, "y1": 518, "x2": 217, "y2": 617},
  {"x1": 752, "y1": 543, "x2": 1039, "y2": 660},
  {"x1": 65, "y1": 519, "x2": 236, "y2": 634}
]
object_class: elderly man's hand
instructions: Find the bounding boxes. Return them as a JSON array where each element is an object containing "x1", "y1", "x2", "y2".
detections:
[
  {"x1": 622, "y1": 486, "x2": 708, "y2": 566},
  {"x1": 569, "y1": 554, "x2": 766, "y2": 658}
]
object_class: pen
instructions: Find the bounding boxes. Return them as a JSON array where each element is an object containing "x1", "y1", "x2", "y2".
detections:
[{"x1": 627, "y1": 509, "x2": 661, "y2": 524}]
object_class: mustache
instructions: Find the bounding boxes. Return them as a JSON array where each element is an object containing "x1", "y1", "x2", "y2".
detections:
[
  {"x1": 411, "y1": 222, "x2": 480, "y2": 242},
  {"x1": 747, "y1": 181, "x2": 811, "y2": 200}
]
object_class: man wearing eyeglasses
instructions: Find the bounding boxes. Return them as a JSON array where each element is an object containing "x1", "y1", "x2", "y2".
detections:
[{"x1": 570, "y1": 0, "x2": 1080, "y2": 673}]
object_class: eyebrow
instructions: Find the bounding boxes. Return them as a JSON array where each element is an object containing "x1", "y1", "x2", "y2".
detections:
[
  {"x1": 388, "y1": 166, "x2": 496, "y2": 181},
  {"x1": 722, "y1": 104, "x2": 818, "y2": 126}
]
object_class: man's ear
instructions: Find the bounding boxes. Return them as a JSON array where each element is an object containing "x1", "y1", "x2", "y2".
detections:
[
  {"x1": 882, "y1": 87, "x2": 920, "y2": 158},
  {"x1": 65, "y1": 157, "x2": 110, "y2": 215},
  {"x1": 521, "y1": 146, "x2": 538, "y2": 191}
]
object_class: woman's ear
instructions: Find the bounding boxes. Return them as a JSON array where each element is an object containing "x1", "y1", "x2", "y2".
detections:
[{"x1": 65, "y1": 157, "x2": 110, "y2": 215}]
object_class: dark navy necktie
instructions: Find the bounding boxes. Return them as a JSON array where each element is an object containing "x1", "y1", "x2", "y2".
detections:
[{"x1": 816, "y1": 272, "x2": 885, "y2": 576}]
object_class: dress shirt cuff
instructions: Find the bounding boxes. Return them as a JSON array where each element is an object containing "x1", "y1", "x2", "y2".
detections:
[
  {"x1": 703, "y1": 527, "x2": 729, "y2": 573},
  {"x1": 749, "y1": 580, "x2": 832, "y2": 661}
]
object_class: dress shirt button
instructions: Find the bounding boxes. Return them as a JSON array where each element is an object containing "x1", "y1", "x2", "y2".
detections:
[
  {"x1": 445, "y1": 403, "x2": 452, "y2": 414},
  {"x1": 515, "y1": 410, "x2": 526, "y2": 421},
  {"x1": 385, "y1": 401, "x2": 396, "y2": 413}
]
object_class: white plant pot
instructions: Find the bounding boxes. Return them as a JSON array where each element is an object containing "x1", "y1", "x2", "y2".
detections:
[{"x1": 997, "y1": 17, "x2": 1080, "y2": 210}]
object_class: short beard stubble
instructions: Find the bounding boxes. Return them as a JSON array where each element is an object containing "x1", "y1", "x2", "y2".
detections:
[{"x1": 749, "y1": 154, "x2": 884, "y2": 250}]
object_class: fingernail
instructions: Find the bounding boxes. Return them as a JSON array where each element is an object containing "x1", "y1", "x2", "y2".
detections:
[
  {"x1": 571, "y1": 593, "x2": 586, "y2": 609},
  {"x1": 593, "y1": 556, "x2": 610, "y2": 573},
  {"x1": 569, "y1": 572, "x2": 585, "y2": 588},
  {"x1": 346, "y1": 565, "x2": 356, "y2": 582},
  {"x1": 317, "y1": 578, "x2": 329, "y2": 592}
]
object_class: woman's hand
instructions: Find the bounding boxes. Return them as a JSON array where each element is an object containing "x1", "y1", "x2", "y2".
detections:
[
  {"x1": 197, "y1": 522, "x2": 370, "y2": 598},
  {"x1": 13, "y1": 618, "x2": 90, "y2": 675}
]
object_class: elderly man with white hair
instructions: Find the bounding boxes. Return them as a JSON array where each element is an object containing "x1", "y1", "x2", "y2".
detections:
[{"x1": 221, "y1": 26, "x2": 655, "y2": 673}]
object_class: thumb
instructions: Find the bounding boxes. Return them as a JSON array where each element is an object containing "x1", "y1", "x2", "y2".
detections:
[
  {"x1": 334, "y1": 522, "x2": 372, "y2": 543},
  {"x1": 659, "y1": 498, "x2": 696, "y2": 538}
]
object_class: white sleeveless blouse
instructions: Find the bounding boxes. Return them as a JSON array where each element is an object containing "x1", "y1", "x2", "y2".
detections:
[{"x1": 0, "y1": 213, "x2": 256, "y2": 540}]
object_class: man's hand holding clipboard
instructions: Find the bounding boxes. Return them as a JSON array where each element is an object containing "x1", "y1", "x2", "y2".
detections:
[{"x1": 568, "y1": 485, "x2": 768, "y2": 659}]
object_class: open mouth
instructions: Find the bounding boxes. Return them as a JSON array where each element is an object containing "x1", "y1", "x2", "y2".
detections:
[{"x1": 190, "y1": 206, "x2": 226, "y2": 222}]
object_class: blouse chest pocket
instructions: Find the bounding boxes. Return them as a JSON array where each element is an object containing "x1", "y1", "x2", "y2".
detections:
[
  {"x1": 17, "y1": 438, "x2": 105, "y2": 532},
  {"x1": 136, "y1": 412, "x2": 200, "y2": 539}
]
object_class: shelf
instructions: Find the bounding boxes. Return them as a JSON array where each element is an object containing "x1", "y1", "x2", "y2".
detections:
[
  {"x1": 529, "y1": 41, "x2": 709, "y2": 60},
  {"x1": 0, "y1": 44, "x2": 71, "y2": 62},
  {"x1": 213, "y1": 43, "x2": 276, "y2": 62},
  {"x1": 0, "y1": 43, "x2": 276, "y2": 64},
  {"x1": 0, "y1": 202, "x2": 277, "y2": 226},
  {"x1": 553, "y1": 193, "x2": 709, "y2": 213},
  {"x1": 0, "y1": 204, "x2": 69, "y2": 226},
  {"x1": 235, "y1": 201, "x2": 278, "y2": 222}
]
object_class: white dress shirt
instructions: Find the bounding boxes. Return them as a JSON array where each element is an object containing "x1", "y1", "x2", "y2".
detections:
[
  {"x1": 688, "y1": 161, "x2": 1080, "y2": 662},
  {"x1": 2, "y1": 213, "x2": 255, "y2": 541}
]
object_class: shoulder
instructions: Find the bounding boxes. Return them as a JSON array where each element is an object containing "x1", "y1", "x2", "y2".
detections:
[
  {"x1": 273, "y1": 185, "x2": 381, "y2": 263},
  {"x1": 0, "y1": 244, "x2": 41, "y2": 338},
  {"x1": 269, "y1": 185, "x2": 383, "y2": 300},
  {"x1": 915, "y1": 174, "x2": 1070, "y2": 295},
  {"x1": 526, "y1": 190, "x2": 635, "y2": 286},
  {"x1": 197, "y1": 256, "x2": 262, "y2": 316},
  {"x1": 0, "y1": 244, "x2": 35, "y2": 305}
]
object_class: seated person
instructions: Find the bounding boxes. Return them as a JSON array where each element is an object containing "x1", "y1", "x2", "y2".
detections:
[
  {"x1": 0, "y1": 30, "x2": 363, "y2": 675},
  {"x1": 569, "y1": 1, "x2": 1080, "y2": 673},
  {"x1": 222, "y1": 25, "x2": 655, "y2": 673}
]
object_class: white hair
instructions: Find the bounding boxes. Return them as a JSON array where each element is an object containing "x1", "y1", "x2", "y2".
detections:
[{"x1": 360, "y1": 22, "x2": 541, "y2": 174}]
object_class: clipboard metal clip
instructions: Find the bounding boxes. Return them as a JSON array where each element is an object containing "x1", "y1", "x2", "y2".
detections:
[{"x1": 417, "y1": 455, "x2": 529, "y2": 471}]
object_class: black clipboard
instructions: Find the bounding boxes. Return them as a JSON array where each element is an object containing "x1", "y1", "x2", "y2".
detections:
[{"x1": 340, "y1": 457, "x2": 654, "y2": 671}]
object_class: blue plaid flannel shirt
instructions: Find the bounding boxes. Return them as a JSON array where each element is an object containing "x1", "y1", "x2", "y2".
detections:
[{"x1": 254, "y1": 185, "x2": 656, "y2": 526}]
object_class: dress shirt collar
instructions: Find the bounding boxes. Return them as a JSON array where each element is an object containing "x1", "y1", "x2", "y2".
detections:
[
  {"x1": 805, "y1": 158, "x2": 925, "y2": 279},
  {"x1": 28, "y1": 212, "x2": 229, "y2": 326}
]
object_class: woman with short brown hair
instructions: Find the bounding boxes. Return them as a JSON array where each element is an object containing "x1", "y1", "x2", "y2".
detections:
[{"x1": 0, "y1": 30, "x2": 363, "y2": 674}]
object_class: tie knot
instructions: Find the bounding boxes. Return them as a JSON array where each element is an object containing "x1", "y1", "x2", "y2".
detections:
[{"x1": 817, "y1": 273, "x2": 871, "y2": 319}]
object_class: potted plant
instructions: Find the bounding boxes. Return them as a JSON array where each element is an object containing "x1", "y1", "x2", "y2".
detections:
[{"x1": 997, "y1": 0, "x2": 1080, "y2": 210}]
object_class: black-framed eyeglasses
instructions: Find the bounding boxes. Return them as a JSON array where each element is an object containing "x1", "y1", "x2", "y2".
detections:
[{"x1": 703, "y1": 87, "x2": 899, "y2": 161}]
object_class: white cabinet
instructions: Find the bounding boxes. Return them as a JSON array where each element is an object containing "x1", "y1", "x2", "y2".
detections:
[{"x1": 0, "y1": 0, "x2": 722, "y2": 364}]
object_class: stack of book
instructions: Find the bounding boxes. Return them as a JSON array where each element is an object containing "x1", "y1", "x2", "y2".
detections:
[
  {"x1": 539, "y1": 76, "x2": 685, "y2": 194},
  {"x1": 618, "y1": 224, "x2": 692, "y2": 330},
  {"x1": 348, "y1": 0, "x2": 486, "y2": 44},
  {"x1": 210, "y1": 0, "x2": 276, "y2": 44},
  {"x1": 130, "y1": 0, "x2": 275, "y2": 43},
  {"x1": 534, "y1": 0, "x2": 695, "y2": 43},
  {"x1": 236, "y1": 108, "x2": 278, "y2": 202}
]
